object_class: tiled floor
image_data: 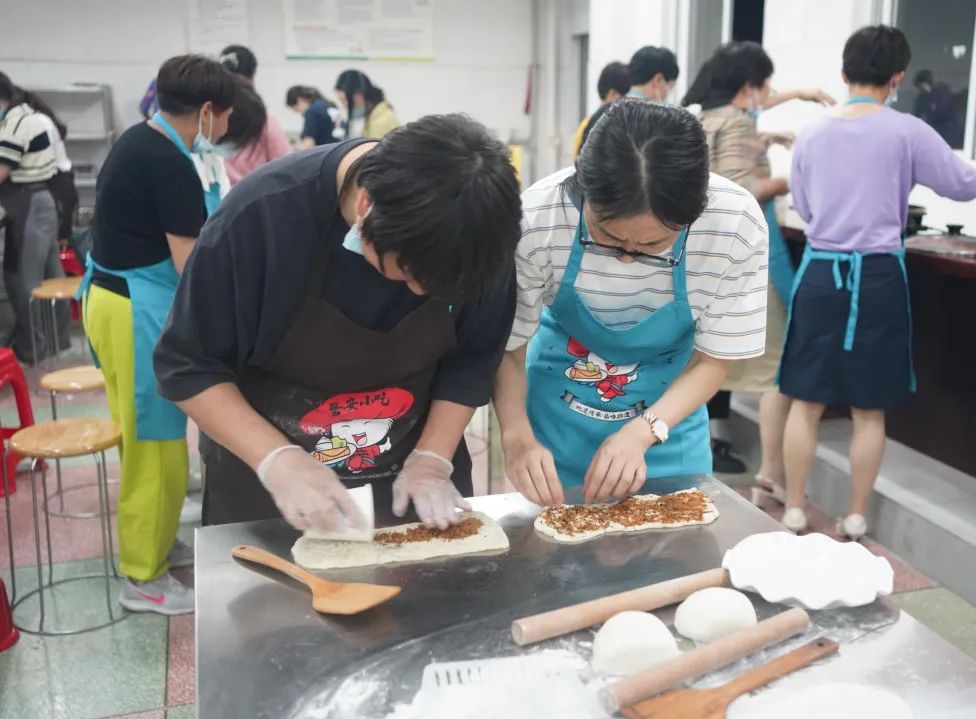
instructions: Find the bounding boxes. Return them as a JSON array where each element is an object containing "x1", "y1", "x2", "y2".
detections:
[{"x1": 1, "y1": 348, "x2": 975, "y2": 717}]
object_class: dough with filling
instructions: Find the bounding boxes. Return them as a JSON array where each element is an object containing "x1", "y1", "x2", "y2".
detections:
[
  {"x1": 591, "y1": 610, "x2": 679, "y2": 676},
  {"x1": 674, "y1": 587, "x2": 757, "y2": 644},
  {"x1": 292, "y1": 512, "x2": 509, "y2": 570}
]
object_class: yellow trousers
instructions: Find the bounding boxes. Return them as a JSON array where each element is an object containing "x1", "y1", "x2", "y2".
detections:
[{"x1": 83, "y1": 285, "x2": 188, "y2": 581}]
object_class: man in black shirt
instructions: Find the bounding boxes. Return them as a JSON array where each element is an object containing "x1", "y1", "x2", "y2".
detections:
[
  {"x1": 83, "y1": 55, "x2": 236, "y2": 616},
  {"x1": 155, "y1": 114, "x2": 522, "y2": 538}
]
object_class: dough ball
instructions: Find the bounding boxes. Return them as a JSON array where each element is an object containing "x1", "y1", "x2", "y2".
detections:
[
  {"x1": 674, "y1": 587, "x2": 757, "y2": 644},
  {"x1": 591, "y1": 610, "x2": 679, "y2": 676}
]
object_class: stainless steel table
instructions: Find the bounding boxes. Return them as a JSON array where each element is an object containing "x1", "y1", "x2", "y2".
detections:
[{"x1": 195, "y1": 475, "x2": 976, "y2": 718}]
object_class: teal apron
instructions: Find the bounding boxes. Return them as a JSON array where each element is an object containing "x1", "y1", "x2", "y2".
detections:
[
  {"x1": 778, "y1": 95, "x2": 916, "y2": 392},
  {"x1": 525, "y1": 218, "x2": 712, "y2": 486},
  {"x1": 765, "y1": 201, "x2": 796, "y2": 305},
  {"x1": 77, "y1": 113, "x2": 221, "y2": 440}
]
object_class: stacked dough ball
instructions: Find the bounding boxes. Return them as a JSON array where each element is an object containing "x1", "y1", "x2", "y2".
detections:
[{"x1": 591, "y1": 587, "x2": 758, "y2": 676}]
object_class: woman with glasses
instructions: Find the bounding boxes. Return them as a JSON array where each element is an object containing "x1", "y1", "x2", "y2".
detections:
[{"x1": 493, "y1": 101, "x2": 769, "y2": 505}]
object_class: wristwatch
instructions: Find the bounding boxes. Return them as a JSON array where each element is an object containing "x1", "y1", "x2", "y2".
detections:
[{"x1": 640, "y1": 410, "x2": 669, "y2": 444}]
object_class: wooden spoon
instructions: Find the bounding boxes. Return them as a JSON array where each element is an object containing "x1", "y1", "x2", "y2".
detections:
[
  {"x1": 620, "y1": 638, "x2": 839, "y2": 718},
  {"x1": 231, "y1": 544, "x2": 401, "y2": 615}
]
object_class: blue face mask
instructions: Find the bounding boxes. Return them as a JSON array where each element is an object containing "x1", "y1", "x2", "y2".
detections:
[
  {"x1": 350, "y1": 107, "x2": 366, "y2": 121},
  {"x1": 747, "y1": 108, "x2": 762, "y2": 121},
  {"x1": 343, "y1": 222, "x2": 364, "y2": 255},
  {"x1": 212, "y1": 143, "x2": 238, "y2": 159},
  {"x1": 191, "y1": 111, "x2": 215, "y2": 154},
  {"x1": 884, "y1": 88, "x2": 898, "y2": 107},
  {"x1": 0, "y1": 107, "x2": 6, "y2": 121}
]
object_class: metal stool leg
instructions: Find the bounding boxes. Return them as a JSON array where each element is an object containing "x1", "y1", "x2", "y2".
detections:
[
  {"x1": 49, "y1": 391, "x2": 64, "y2": 513},
  {"x1": 49, "y1": 299, "x2": 59, "y2": 365},
  {"x1": 38, "y1": 461, "x2": 55, "y2": 587},
  {"x1": 27, "y1": 460, "x2": 45, "y2": 632},
  {"x1": 3, "y1": 447, "x2": 15, "y2": 604},
  {"x1": 94, "y1": 452, "x2": 115, "y2": 617},
  {"x1": 28, "y1": 296, "x2": 39, "y2": 368}
]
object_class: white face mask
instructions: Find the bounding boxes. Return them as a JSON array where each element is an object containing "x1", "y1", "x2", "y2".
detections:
[{"x1": 885, "y1": 82, "x2": 899, "y2": 107}]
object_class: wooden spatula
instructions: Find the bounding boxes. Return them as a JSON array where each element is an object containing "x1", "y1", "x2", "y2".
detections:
[
  {"x1": 231, "y1": 544, "x2": 401, "y2": 615},
  {"x1": 620, "y1": 638, "x2": 839, "y2": 718}
]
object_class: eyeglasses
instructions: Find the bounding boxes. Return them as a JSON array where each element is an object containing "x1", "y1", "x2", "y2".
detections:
[{"x1": 578, "y1": 236, "x2": 685, "y2": 268}]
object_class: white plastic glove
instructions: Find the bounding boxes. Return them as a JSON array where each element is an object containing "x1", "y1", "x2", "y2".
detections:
[
  {"x1": 392, "y1": 449, "x2": 472, "y2": 529},
  {"x1": 256, "y1": 445, "x2": 366, "y2": 532}
]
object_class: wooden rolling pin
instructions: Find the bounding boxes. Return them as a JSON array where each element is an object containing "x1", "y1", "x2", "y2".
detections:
[
  {"x1": 600, "y1": 607, "x2": 811, "y2": 714},
  {"x1": 512, "y1": 568, "x2": 729, "y2": 646}
]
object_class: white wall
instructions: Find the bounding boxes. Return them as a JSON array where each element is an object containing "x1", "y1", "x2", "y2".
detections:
[
  {"x1": 762, "y1": 0, "x2": 976, "y2": 233},
  {"x1": 0, "y1": 0, "x2": 534, "y2": 146}
]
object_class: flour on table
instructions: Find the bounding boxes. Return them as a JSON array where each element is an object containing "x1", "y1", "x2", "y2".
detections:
[
  {"x1": 534, "y1": 489, "x2": 719, "y2": 544},
  {"x1": 292, "y1": 512, "x2": 509, "y2": 570},
  {"x1": 741, "y1": 683, "x2": 913, "y2": 719}
]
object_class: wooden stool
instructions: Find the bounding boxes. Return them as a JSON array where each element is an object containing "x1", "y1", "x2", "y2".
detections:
[
  {"x1": 40, "y1": 366, "x2": 111, "y2": 519},
  {"x1": 4, "y1": 418, "x2": 125, "y2": 635},
  {"x1": 29, "y1": 276, "x2": 83, "y2": 367}
]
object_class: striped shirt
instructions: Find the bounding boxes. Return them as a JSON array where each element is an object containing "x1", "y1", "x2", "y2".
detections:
[
  {"x1": 0, "y1": 103, "x2": 57, "y2": 183},
  {"x1": 508, "y1": 168, "x2": 769, "y2": 360}
]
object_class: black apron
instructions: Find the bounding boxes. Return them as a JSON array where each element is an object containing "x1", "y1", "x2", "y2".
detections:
[{"x1": 202, "y1": 228, "x2": 472, "y2": 526}]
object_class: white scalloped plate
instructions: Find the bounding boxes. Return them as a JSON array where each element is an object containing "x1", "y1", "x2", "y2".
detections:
[{"x1": 722, "y1": 532, "x2": 894, "y2": 610}]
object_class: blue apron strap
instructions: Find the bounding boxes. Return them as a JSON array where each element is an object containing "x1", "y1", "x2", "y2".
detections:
[
  {"x1": 763, "y1": 202, "x2": 796, "y2": 304},
  {"x1": 841, "y1": 252, "x2": 863, "y2": 351},
  {"x1": 892, "y1": 248, "x2": 917, "y2": 392},
  {"x1": 561, "y1": 214, "x2": 588, "y2": 290},
  {"x1": 670, "y1": 229, "x2": 690, "y2": 300},
  {"x1": 777, "y1": 244, "x2": 815, "y2": 384},
  {"x1": 152, "y1": 111, "x2": 218, "y2": 217}
]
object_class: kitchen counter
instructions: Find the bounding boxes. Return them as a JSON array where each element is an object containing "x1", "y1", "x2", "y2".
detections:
[
  {"x1": 780, "y1": 217, "x2": 976, "y2": 478},
  {"x1": 195, "y1": 476, "x2": 976, "y2": 718}
]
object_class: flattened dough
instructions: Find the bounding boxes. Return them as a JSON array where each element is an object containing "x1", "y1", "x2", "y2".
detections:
[
  {"x1": 534, "y1": 489, "x2": 719, "y2": 544},
  {"x1": 743, "y1": 683, "x2": 913, "y2": 719},
  {"x1": 292, "y1": 512, "x2": 509, "y2": 569}
]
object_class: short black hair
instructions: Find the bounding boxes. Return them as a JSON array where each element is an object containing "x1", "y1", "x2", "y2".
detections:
[
  {"x1": 628, "y1": 46, "x2": 680, "y2": 85},
  {"x1": 0, "y1": 71, "x2": 26, "y2": 106},
  {"x1": 220, "y1": 78, "x2": 266, "y2": 149},
  {"x1": 156, "y1": 55, "x2": 236, "y2": 115},
  {"x1": 681, "y1": 41, "x2": 774, "y2": 110},
  {"x1": 335, "y1": 69, "x2": 386, "y2": 108},
  {"x1": 576, "y1": 100, "x2": 708, "y2": 230},
  {"x1": 596, "y1": 62, "x2": 631, "y2": 101},
  {"x1": 843, "y1": 25, "x2": 911, "y2": 86},
  {"x1": 285, "y1": 85, "x2": 324, "y2": 107},
  {"x1": 914, "y1": 69, "x2": 933, "y2": 86},
  {"x1": 220, "y1": 45, "x2": 258, "y2": 80},
  {"x1": 355, "y1": 114, "x2": 521, "y2": 299}
]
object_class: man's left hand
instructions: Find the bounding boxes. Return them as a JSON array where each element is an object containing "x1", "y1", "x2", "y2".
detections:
[{"x1": 583, "y1": 418, "x2": 653, "y2": 503}]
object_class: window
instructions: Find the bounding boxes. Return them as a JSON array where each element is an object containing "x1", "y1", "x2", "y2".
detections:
[{"x1": 891, "y1": 0, "x2": 976, "y2": 154}]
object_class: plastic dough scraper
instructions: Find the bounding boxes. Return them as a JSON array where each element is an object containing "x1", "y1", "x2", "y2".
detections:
[{"x1": 303, "y1": 484, "x2": 376, "y2": 542}]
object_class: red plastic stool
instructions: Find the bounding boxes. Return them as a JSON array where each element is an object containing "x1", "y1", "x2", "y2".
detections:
[
  {"x1": 0, "y1": 348, "x2": 36, "y2": 496},
  {"x1": 0, "y1": 579, "x2": 17, "y2": 652},
  {"x1": 59, "y1": 247, "x2": 84, "y2": 322}
]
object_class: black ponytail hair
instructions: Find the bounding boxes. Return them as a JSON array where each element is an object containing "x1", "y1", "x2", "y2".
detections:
[
  {"x1": 0, "y1": 73, "x2": 65, "y2": 138},
  {"x1": 219, "y1": 45, "x2": 258, "y2": 80},
  {"x1": 335, "y1": 70, "x2": 387, "y2": 112},
  {"x1": 682, "y1": 41, "x2": 774, "y2": 111},
  {"x1": 843, "y1": 25, "x2": 911, "y2": 86},
  {"x1": 573, "y1": 100, "x2": 709, "y2": 230}
]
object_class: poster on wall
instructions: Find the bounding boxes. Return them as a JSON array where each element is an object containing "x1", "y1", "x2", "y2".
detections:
[
  {"x1": 188, "y1": 0, "x2": 249, "y2": 55},
  {"x1": 283, "y1": 0, "x2": 434, "y2": 61}
]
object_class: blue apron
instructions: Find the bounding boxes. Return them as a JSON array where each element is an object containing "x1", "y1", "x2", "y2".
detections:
[
  {"x1": 77, "y1": 113, "x2": 220, "y2": 440},
  {"x1": 765, "y1": 201, "x2": 796, "y2": 305},
  {"x1": 778, "y1": 95, "x2": 916, "y2": 392},
  {"x1": 525, "y1": 219, "x2": 712, "y2": 486}
]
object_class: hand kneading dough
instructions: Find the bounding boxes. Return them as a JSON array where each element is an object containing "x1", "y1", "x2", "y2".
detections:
[
  {"x1": 674, "y1": 587, "x2": 757, "y2": 644},
  {"x1": 591, "y1": 611, "x2": 679, "y2": 676}
]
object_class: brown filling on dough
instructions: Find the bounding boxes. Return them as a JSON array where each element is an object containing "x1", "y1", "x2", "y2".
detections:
[
  {"x1": 539, "y1": 490, "x2": 711, "y2": 536},
  {"x1": 374, "y1": 517, "x2": 484, "y2": 545}
]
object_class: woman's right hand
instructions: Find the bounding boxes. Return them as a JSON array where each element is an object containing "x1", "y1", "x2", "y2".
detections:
[{"x1": 503, "y1": 436, "x2": 564, "y2": 506}]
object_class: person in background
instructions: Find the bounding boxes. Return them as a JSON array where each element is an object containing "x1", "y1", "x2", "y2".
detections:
[
  {"x1": 285, "y1": 85, "x2": 343, "y2": 148},
  {"x1": 627, "y1": 46, "x2": 680, "y2": 102},
  {"x1": 80, "y1": 55, "x2": 236, "y2": 615},
  {"x1": 572, "y1": 62, "x2": 631, "y2": 156},
  {"x1": 912, "y1": 69, "x2": 963, "y2": 147},
  {"x1": 335, "y1": 70, "x2": 400, "y2": 139},
  {"x1": 139, "y1": 78, "x2": 159, "y2": 119},
  {"x1": 494, "y1": 102, "x2": 769, "y2": 506},
  {"x1": 218, "y1": 45, "x2": 291, "y2": 184},
  {"x1": 681, "y1": 42, "x2": 834, "y2": 501},
  {"x1": 0, "y1": 72, "x2": 69, "y2": 361},
  {"x1": 26, "y1": 90, "x2": 79, "y2": 245},
  {"x1": 782, "y1": 26, "x2": 976, "y2": 539}
]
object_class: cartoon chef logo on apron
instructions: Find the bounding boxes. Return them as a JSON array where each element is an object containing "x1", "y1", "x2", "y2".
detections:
[
  {"x1": 564, "y1": 337, "x2": 641, "y2": 404},
  {"x1": 299, "y1": 387, "x2": 414, "y2": 473}
]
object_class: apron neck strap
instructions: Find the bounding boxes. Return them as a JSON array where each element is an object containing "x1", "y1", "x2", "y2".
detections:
[
  {"x1": 151, "y1": 112, "x2": 194, "y2": 162},
  {"x1": 670, "y1": 228, "x2": 689, "y2": 299}
]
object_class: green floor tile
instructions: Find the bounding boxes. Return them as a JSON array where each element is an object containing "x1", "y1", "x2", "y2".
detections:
[
  {"x1": 0, "y1": 559, "x2": 169, "y2": 719},
  {"x1": 166, "y1": 705, "x2": 195, "y2": 719},
  {"x1": 891, "y1": 587, "x2": 976, "y2": 660}
]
